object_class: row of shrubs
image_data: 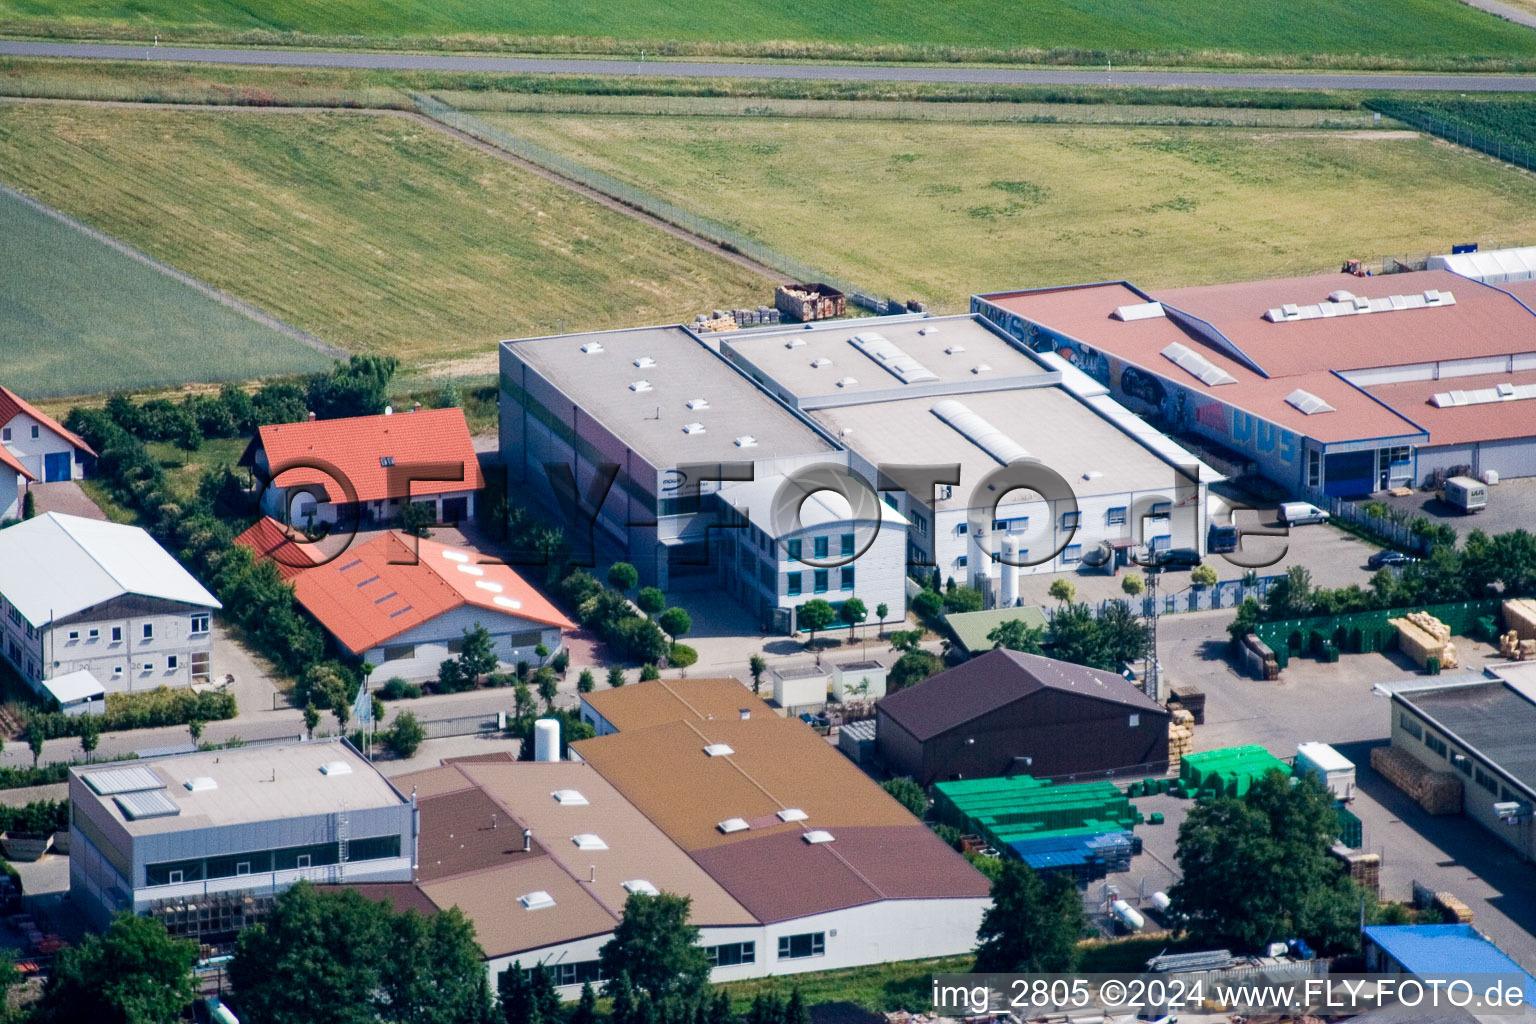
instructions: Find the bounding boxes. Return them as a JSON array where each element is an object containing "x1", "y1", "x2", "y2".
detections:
[
  {"x1": 27, "y1": 688, "x2": 238, "y2": 740},
  {"x1": 0, "y1": 800, "x2": 70, "y2": 835}
]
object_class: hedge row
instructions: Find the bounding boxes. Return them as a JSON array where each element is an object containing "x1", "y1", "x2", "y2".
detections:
[{"x1": 29, "y1": 687, "x2": 238, "y2": 740}]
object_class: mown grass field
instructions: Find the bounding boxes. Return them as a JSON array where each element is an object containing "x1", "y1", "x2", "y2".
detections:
[
  {"x1": 0, "y1": 183, "x2": 331, "y2": 398},
  {"x1": 490, "y1": 113, "x2": 1536, "y2": 307},
  {"x1": 1, "y1": 0, "x2": 1532, "y2": 67},
  {"x1": 0, "y1": 104, "x2": 773, "y2": 373}
]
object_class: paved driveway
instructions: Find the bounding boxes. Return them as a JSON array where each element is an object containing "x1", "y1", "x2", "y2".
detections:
[
  {"x1": 26, "y1": 482, "x2": 106, "y2": 521},
  {"x1": 1374, "y1": 476, "x2": 1536, "y2": 540}
]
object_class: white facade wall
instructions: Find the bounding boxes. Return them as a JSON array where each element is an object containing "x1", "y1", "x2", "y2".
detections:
[
  {"x1": 0, "y1": 466, "x2": 20, "y2": 520},
  {"x1": 261, "y1": 485, "x2": 477, "y2": 528},
  {"x1": 485, "y1": 896, "x2": 989, "y2": 997},
  {"x1": 0, "y1": 412, "x2": 83, "y2": 482},
  {"x1": 367, "y1": 604, "x2": 565, "y2": 682},
  {"x1": 45, "y1": 606, "x2": 213, "y2": 692}
]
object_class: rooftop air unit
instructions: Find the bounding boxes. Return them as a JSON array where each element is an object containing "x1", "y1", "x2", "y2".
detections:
[
  {"x1": 630, "y1": 380, "x2": 652, "y2": 393},
  {"x1": 572, "y1": 834, "x2": 608, "y2": 851},
  {"x1": 634, "y1": 356, "x2": 656, "y2": 368},
  {"x1": 183, "y1": 777, "x2": 218, "y2": 792},
  {"x1": 734, "y1": 436, "x2": 758, "y2": 448},
  {"x1": 717, "y1": 818, "x2": 749, "y2": 833},
  {"x1": 519, "y1": 891, "x2": 556, "y2": 911},
  {"x1": 687, "y1": 397, "x2": 710, "y2": 410},
  {"x1": 836, "y1": 377, "x2": 859, "y2": 388},
  {"x1": 704, "y1": 743, "x2": 734, "y2": 757},
  {"x1": 581, "y1": 342, "x2": 604, "y2": 354},
  {"x1": 552, "y1": 789, "x2": 588, "y2": 805},
  {"x1": 802, "y1": 830, "x2": 835, "y2": 844},
  {"x1": 623, "y1": 879, "x2": 661, "y2": 896},
  {"x1": 682, "y1": 422, "x2": 706, "y2": 435},
  {"x1": 320, "y1": 761, "x2": 353, "y2": 776}
]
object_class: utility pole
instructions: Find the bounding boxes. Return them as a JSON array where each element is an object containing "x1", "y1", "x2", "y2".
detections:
[{"x1": 1144, "y1": 564, "x2": 1162, "y2": 702}]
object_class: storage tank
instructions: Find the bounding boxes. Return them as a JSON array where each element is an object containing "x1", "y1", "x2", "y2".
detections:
[
  {"x1": 534, "y1": 718, "x2": 561, "y2": 763},
  {"x1": 1110, "y1": 899, "x2": 1144, "y2": 931},
  {"x1": 1150, "y1": 891, "x2": 1172, "y2": 914},
  {"x1": 1000, "y1": 534, "x2": 1019, "y2": 606}
]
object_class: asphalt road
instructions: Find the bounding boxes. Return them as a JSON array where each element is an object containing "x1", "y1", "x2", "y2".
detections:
[{"x1": 4, "y1": 39, "x2": 1536, "y2": 92}]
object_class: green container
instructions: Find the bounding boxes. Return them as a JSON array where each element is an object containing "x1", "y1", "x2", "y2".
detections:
[
  {"x1": 1149, "y1": 812, "x2": 1165, "y2": 825},
  {"x1": 1336, "y1": 805, "x2": 1363, "y2": 849},
  {"x1": 1126, "y1": 782, "x2": 1141, "y2": 797}
]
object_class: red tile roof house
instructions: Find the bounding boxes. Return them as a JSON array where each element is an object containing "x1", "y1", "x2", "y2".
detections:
[
  {"x1": 0, "y1": 446, "x2": 35, "y2": 521},
  {"x1": 0, "y1": 385, "x2": 95, "y2": 485},
  {"x1": 277, "y1": 530, "x2": 576, "y2": 682},
  {"x1": 239, "y1": 407, "x2": 485, "y2": 531}
]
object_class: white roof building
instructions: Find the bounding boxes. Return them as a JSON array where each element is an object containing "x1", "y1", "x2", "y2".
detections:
[{"x1": 0, "y1": 513, "x2": 220, "y2": 624}]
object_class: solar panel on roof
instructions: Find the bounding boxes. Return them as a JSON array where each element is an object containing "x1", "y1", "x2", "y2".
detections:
[
  {"x1": 115, "y1": 789, "x2": 180, "y2": 820},
  {"x1": 83, "y1": 765, "x2": 165, "y2": 795}
]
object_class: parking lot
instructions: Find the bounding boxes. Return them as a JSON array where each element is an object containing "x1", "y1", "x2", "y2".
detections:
[{"x1": 1373, "y1": 475, "x2": 1536, "y2": 540}]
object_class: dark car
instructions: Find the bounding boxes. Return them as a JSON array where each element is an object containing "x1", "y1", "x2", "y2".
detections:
[
  {"x1": 1367, "y1": 550, "x2": 1415, "y2": 569},
  {"x1": 1147, "y1": 547, "x2": 1202, "y2": 570}
]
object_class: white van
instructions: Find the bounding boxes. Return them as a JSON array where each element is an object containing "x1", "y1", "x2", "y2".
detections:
[{"x1": 1281, "y1": 501, "x2": 1330, "y2": 526}]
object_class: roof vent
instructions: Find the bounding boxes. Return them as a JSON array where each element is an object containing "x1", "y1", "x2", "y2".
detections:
[
  {"x1": 734, "y1": 435, "x2": 758, "y2": 448},
  {"x1": 623, "y1": 879, "x2": 661, "y2": 896},
  {"x1": 630, "y1": 380, "x2": 652, "y2": 393},
  {"x1": 687, "y1": 398, "x2": 710, "y2": 410},
  {"x1": 785, "y1": 338, "x2": 806, "y2": 349},
  {"x1": 184, "y1": 777, "x2": 218, "y2": 792},
  {"x1": 1327, "y1": 290, "x2": 1355, "y2": 303},
  {"x1": 115, "y1": 791, "x2": 180, "y2": 821},
  {"x1": 717, "y1": 817, "x2": 750, "y2": 834},
  {"x1": 945, "y1": 344, "x2": 966, "y2": 355},
  {"x1": 553, "y1": 789, "x2": 589, "y2": 805},
  {"x1": 572, "y1": 834, "x2": 608, "y2": 851},
  {"x1": 493, "y1": 595, "x2": 523, "y2": 610},
  {"x1": 777, "y1": 808, "x2": 808, "y2": 822},
  {"x1": 320, "y1": 761, "x2": 353, "y2": 776},
  {"x1": 581, "y1": 342, "x2": 605, "y2": 354},
  {"x1": 634, "y1": 356, "x2": 656, "y2": 368},
  {"x1": 1284, "y1": 389, "x2": 1337, "y2": 415},
  {"x1": 1498, "y1": 382, "x2": 1516, "y2": 397},
  {"x1": 441, "y1": 549, "x2": 470, "y2": 563},
  {"x1": 1161, "y1": 342, "x2": 1237, "y2": 387},
  {"x1": 682, "y1": 422, "x2": 706, "y2": 435},
  {"x1": 803, "y1": 830, "x2": 835, "y2": 844},
  {"x1": 811, "y1": 357, "x2": 833, "y2": 368},
  {"x1": 380, "y1": 456, "x2": 395, "y2": 468},
  {"x1": 971, "y1": 363, "x2": 992, "y2": 374},
  {"x1": 1112, "y1": 301, "x2": 1166, "y2": 322},
  {"x1": 836, "y1": 377, "x2": 859, "y2": 388},
  {"x1": 704, "y1": 743, "x2": 734, "y2": 757},
  {"x1": 519, "y1": 891, "x2": 556, "y2": 911},
  {"x1": 919, "y1": 326, "x2": 940, "y2": 335}
]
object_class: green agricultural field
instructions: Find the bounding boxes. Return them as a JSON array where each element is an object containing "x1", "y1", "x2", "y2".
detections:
[
  {"x1": 1, "y1": 0, "x2": 1531, "y2": 67},
  {"x1": 0, "y1": 184, "x2": 331, "y2": 399},
  {"x1": 490, "y1": 113, "x2": 1536, "y2": 307},
  {"x1": 0, "y1": 104, "x2": 772, "y2": 372}
]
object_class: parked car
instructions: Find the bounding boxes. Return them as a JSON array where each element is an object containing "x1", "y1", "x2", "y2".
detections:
[
  {"x1": 1280, "y1": 501, "x2": 1330, "y2": 525},
  {"x1": 1367, "y1": 550, "x2": 1415, "y2": 569},
  {"x1": 1148, "y1": 547, "x2": 1201, "y2": 570}
]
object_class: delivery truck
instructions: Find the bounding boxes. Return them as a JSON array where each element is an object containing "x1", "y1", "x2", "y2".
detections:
[{"x1": 1295, "y1": 741, "x2": 1355, "y2": 802}]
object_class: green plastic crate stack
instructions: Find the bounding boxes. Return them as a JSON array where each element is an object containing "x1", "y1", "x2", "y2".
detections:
[
  {"x1": 1179, "y1": 746, "x2": 1290, "y2": 798},
  {"x1": 932, "y1": 775, "x2": 1138, "y2": 850},
  {"x1": 1335, "y1": 804, "x2": 1363, "y2": 849}
]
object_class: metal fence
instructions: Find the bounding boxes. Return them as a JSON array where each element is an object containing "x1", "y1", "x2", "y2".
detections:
[
  {"x1": 1374, "y1": 106, "x2": 1536, "y2": 174},
  {"x1": 411, "y1": 94, "x2": 863, "y2": 298},
  {"x1": 419, "y1": 711, "x2": 505, "y2": 739},
  {"x1": 1297, "y1": 485, "x2": 1436, "y2": 555}
]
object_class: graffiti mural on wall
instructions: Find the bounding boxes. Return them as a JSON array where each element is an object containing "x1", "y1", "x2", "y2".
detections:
[{"x1": 1192, "y1": 398, "x2": 1299, "y2": 465}]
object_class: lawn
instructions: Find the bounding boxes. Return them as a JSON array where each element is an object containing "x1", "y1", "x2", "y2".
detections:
[
  {"x1": 490, "y1": 113, "x2": 1536, "y2": 307},
  {"x1": 0, "y1": 104, "x2": 774, "y2": 374},
  {"x1": 146, "y1": 437, "x2": 250, "y2": 502},
  {"x1": 0, "y1": 183, "x2": 331, "y2": 399},
  {"x1": 715, "y1": 955, "x2": 972, "y2": 1013},
  {"x1": 1, "y1": 0, "x2": 1532, "y2": 67}
]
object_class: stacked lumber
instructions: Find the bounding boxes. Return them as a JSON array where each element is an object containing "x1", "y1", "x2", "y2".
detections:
[
  {"x1": 695, "y1": 317, "x2": 739, "y2": 333},
  {"x1": 1168, "y1": 709, "x2": 1195, "y2": 774},
  {"x1": 1503, "y1": 598, "x2": 1536, "y2": 641},
  {"x1": 1330, "y1": 843, "x2": 1381, "y2": 897},
  {"x1": 1371, "y1": 745, "x2": 1463, "y2": 815},
  {"x1": 1499, "y1": 630, "x2": 1536, "y2": 660},
  {"x1": 1434, "y1": 891, "x2": 1475, "y2": 924},
  {"x1": 1391, "y1": 613, "x2": 1458, "y2": 670}
]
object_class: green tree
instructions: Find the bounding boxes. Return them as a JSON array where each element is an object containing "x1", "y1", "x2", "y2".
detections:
[
  {"x1": 607, "y1": 665, "x2": 627, "y2": 688},
  {"x1": 78, "y1": 713, "x2": 101, "y2": 762},
  {"x1": 1120, "y1": 573, "x2": 1144, "y2": 597},
  {"x1": 889, "y1": 650, "x2": 942, "y2": 692},
  {"x1": 875, "y1": 602, "x2": 890, "y2": 637},
  {"x1": 599, "y1": 893, "x2": 711, "y2": 1002},
  {"x1": 888, "y1": 629, "x2": 923, "y2": 654},
  {"x1": 577, "y1": 668, "x2": 596, "y2": 694},
  {"x1": 657, "y1": 607, "x2": 692, "y2": 642},
  {"x1": 1047, "y1": 578, "x2": 1076, "y2": 604},
  {"x1": 571, "y1": 983, "x2": 599, "y2": 1024},
  {"x1": 38, "y1": 912, "x2": 197, "y2": 1024},
  {"x1": 987, "y1": 618, "x2": 1045, "y2": 654},
  {"x1": 881, "y1": 777, "x2": 928, "y2": 818},
  {"x1": 786, "y1": 989, "x2": 812, "y2": 1024},
  {"x1": 1228, "y1": 596, "x2": 1262, "y2": 641},
  {"x1": 551, "y1": 648, "x2": 570, "y2": 676},
  {"x1": 26, "y1": 722, "x2": 43, "y2": 768},
  {"x1": 608, "y1": 562, "x2": 640, "y2": 593},
  {"x1": 1170, "y1": 771, "x2": 1364, "y2": 954},
  {"x1": 384, "y1": 711, "x2": 427, "y2": 759},
  {"x1": 1095, "y1": 599, "x2": 1147, "y2": 669},
  {"x1": 20, "y1": 491, "x2": 34, "y2": 520},
  {"x1": 974, "y1": 860, "x2": 1084, "y2": 973},
  {"x1": 1191, "y1": 563, "x2": 1218, "y2": 587},
  {"x1": 303, "y1": 702, "x2": 321, "y2": 740},
  {"x1": 384, "y1": 906, "x2": 495, "y2": 1024},
  {"x1": 796, "y1": 598, "x2": 837, "y2": 659},
  {"x1": 1048, "y1": 601, "x2": 1104, "y2": 669},
  {"x1": 747, "y1": 653, "x2": 767, "y2": 695},
  {"x1": 534, "y1": 667, "x2": 559, "y2": 710},
  {"x1": 911, "y1": 589, "x2": 944, "y2": 625},
  {"x1": 534, "y1": 643, "x2": 550, "y2": 667},
  {"x1": 839, "y1": 596, "x2": 868, "y2": 639},
  {"x1": 1264, "y1": 564, "x2": 1314, "y2": 618},
  {"x1": 942, "y1": 586, "x2": 984, "y2": 614},
  {"x1": 640, "y1": 663, "x2": 661, "y2": 682},
  {"x1": 513, "y1": 683, "x2": 535, "y2": 723},
  {"x1": 400, "y1": 501, "x2": 436, "y2": 538},
  {"x1": 668, "y1": 644, "x2": 698, "y2": 669},
  {"x1": 636, "y1": 587, "x2": 666, "y2": 617},
  {"x1": 188, "y1": 718, "x2": 204, "y2": 745},
  {"x1": 457, "y1": 624, "x2": 500, "y2": 685}
]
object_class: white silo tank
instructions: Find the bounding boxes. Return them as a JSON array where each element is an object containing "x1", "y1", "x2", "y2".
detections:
[
  {"x1": 1000, "y1": 534, "x2": 1019, "y2": 606},
  {"x1": 1150, "y1": 891, "x2": 1172, "y2": 914},
  {"x1": 534, "y1": 718, "x2": 561, "y2": 762},
  {"x1": 1111, "y1": 899, "x2": 1145, "y2": 931}
]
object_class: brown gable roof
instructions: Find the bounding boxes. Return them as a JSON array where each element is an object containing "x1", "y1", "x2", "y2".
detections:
[
  {"x1": 415, "y1": 784, "x2": 546, "y2": 883},
  {"x1": 582, "y1": 677, "x2": 761, "y2": 731},
  {"x1": 878, "y1": 648, "x2": 1167, "y2": 742}
]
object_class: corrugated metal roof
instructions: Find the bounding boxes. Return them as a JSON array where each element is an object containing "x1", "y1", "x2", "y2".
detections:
[
  {"x1": 0, "y1": 513, "x2": 220, "y2": 624},
  {"x1": 114, "y1": 789, "x2": 181, "y2": 820},
  {"x1": 82, "y1": 765, "x2": 165, "y2": 795},
  {"x1": 42, "y1": 669, "x2": 104, "y2": 705},
  {"x1": 1365, "y1": 924, "x2": 1536, "y2": 1000}
]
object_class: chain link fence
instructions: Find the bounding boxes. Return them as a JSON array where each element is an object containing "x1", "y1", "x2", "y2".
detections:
[
  {"x1": 412, "y1": 94, "x2": 860, "y2": 296},
  {"x1": 1373, "y1": 106, "x2": 1536, "y2": 174}
]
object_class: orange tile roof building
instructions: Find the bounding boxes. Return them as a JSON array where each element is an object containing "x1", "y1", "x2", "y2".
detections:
[
  {"x1": 974, "y1": 266, "x2": 1536, "y2": 498},
  {"x1": 0, "y1": 384, "x2": 95, "y2": 487},
  {"x1": 282, "y1": 531, "x2": 574, "y2": 681},
  {"x1": 241, "y1": 407, "x2": 485, "y2": 531}
]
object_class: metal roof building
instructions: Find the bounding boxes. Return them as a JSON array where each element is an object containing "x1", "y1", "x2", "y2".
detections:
[{"x1": 1364, "y1": 924, "x2": 1536, "y2": 1002}]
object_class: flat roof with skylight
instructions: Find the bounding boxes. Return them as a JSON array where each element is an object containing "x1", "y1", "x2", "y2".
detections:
[
  {"x1": 71, "y1": 740, "x2": 406, "y2": 835},
  {"x1": 501, "y1": 325, "x2": 836, "y2": 469}
]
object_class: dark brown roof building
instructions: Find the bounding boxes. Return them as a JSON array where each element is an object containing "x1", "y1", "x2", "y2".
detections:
[{"x1": 877, "y1": 649, "x2": 1170, "y2": 785}]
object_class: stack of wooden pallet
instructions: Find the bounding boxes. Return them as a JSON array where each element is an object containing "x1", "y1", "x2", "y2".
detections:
[
  {"x1": 1391, "y1": 611, "x2": 1459, "y2": 670},
  {"x1": 1434, "y1": 891, "x2": 1475, "y2": 924},
  {"x1": 1330, "y1": 843, "x2": 1381, "y2": 897},
  {"x1": 1371, "y1": 745, "x2": 1463, "y2": 815},
  {"x1": 1503, "y1": 598, "x2": 1536, "y2": 639},
  {"x1": 1498, "y1": 630, "x2": 1536, "y2": 660},
  {"x1": 1168, "y1": 709, "x2": 1195, "y2": 774}
]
